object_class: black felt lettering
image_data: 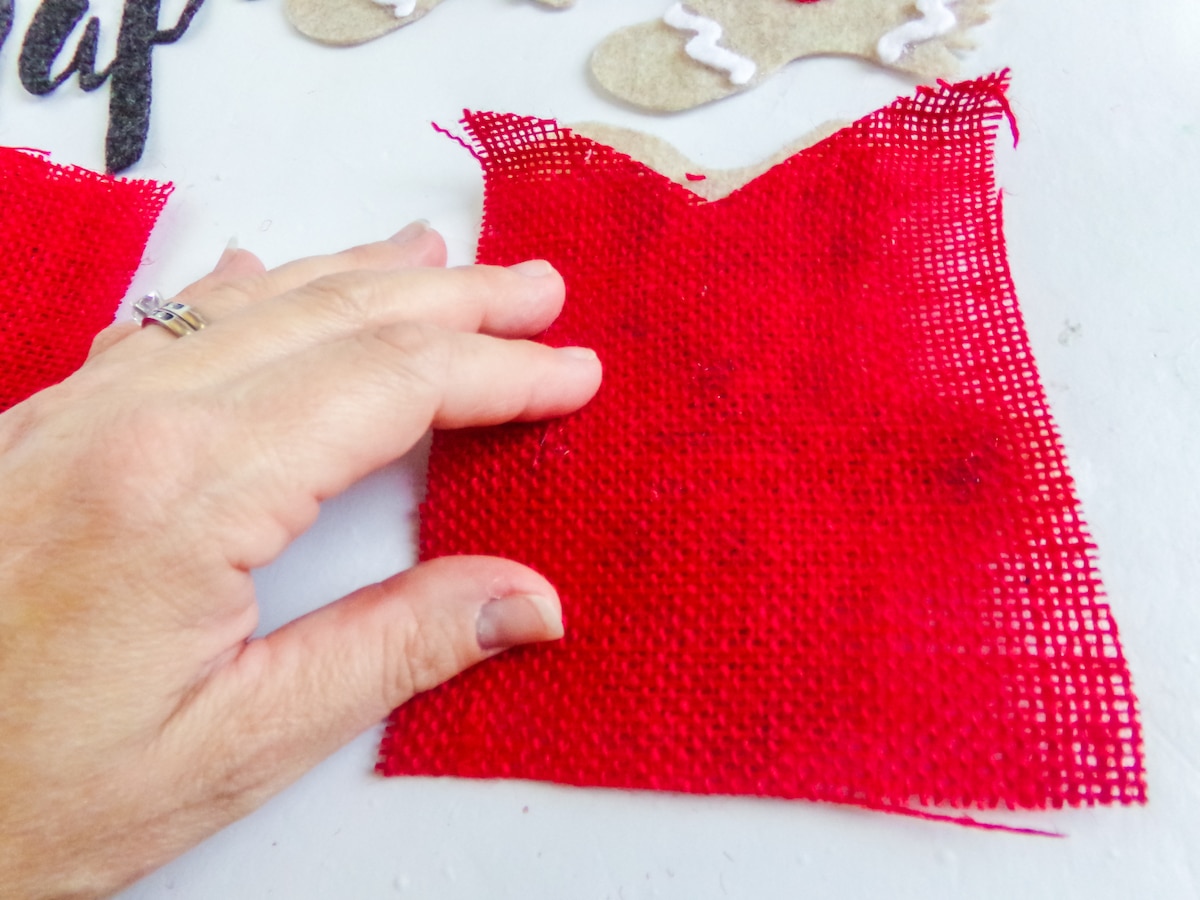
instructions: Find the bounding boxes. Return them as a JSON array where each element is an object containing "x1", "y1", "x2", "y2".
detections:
[
  {"x1": 19, "y1": 0, "x2": 108, "y2": 94},
  {"x1": 16, "y1": 0, "x2": 206, "y2": 173},
  {"x1": 106, "y1": 0, "x2": 205, "y2": 172},
  {"x1": 0, "y1": 0, "x2": 13, "y2": 58}
]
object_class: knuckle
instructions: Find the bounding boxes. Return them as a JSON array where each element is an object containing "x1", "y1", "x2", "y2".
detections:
[
  {"x1": 378, "y1": 603, "x2": 420, "y2": 705},
  {"x1": 338, "y1": 241, "x2": 394, "y2": 269},
  {"x1": 208, "y1": 278, "x2": 261, "y2": 308},
  {"x1": 361, "y1": 321, "x2": 450, "y2": 388},
  {"x1": 380, "y1": 601, "x2": 464, "y2": 706},
  {"x1": 76, "y1": 400, "x2": 212, "y2": 513},
  {"x1": 175, "y1": 275, "x2": 256, "y2": 313},
  {"x1": 297, "y1": 272, "x2": 376, "y2": 324},
  {"x1": 454, "y1": 264, "x2": 505, "y2": 297}
]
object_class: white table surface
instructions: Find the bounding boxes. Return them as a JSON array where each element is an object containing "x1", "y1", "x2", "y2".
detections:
[{"x1": 2, "y1": 0, "x2": 1198, "y2": 896}]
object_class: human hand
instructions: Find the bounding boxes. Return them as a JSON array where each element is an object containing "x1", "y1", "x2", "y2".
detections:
[{"x1": 0, "y1": 222, "x2": 601, "y2": 898}]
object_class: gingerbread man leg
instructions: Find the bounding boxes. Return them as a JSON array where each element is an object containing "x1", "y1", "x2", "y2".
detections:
[{"x1": 287, "y1": 0, "x2": 575, "y2": 48}]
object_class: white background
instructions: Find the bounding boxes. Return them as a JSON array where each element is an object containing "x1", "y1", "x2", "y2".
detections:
[{"x1": 2, "y1": 0, "x2": 1198, "y2": 896}]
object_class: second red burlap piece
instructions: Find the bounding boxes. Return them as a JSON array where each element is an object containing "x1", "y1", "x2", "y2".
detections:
[{"x1": 0, "y1": 148, "x2": 170, "y2": 413}]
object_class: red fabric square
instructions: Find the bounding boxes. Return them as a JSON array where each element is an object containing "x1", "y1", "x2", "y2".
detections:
[
  {"x1": 0, "y1": 148, "x2": 170, "y2": 413},
  {"x1": 380, "y1": 75, "x2": 1146, "y2": 818}
]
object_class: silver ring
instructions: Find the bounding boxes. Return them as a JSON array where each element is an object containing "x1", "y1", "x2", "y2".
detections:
[{"x1": 132, "y1": 291, "x2": 209, "y2": 338}]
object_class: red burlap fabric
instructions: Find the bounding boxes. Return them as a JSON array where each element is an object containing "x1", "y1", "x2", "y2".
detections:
[
  {"x1": 0, "y1": 149, "x2": 170, "y2": 414},
  {"x1": 380, "y1": 75, "x2": 1146, "y2": 816}
]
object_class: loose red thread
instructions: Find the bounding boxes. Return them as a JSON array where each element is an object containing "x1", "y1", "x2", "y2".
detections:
[
  {"x1": 871, "y1": 804, "x2": 1063, "y2": 837},
  {"x1": 380, "y1": 75, "x2": 1146, "y2": 824},
  {"x1": 930, "y1": 72, "x2": 1020, "y2": 147},
  {"x1": 430, "y1": 119, "x2": 481, "y2": 162}
]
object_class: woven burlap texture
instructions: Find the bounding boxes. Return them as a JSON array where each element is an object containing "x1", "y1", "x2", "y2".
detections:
[
  {"x1": 0, "y1": 148, "x2": 170, "y2": 413},
  {"x1": 380, "y1": 74, "x2": 1146, "y2": 818}
]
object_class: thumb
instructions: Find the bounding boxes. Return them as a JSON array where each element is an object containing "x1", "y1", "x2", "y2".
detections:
[
  {"x1": 159, "y1": 556, "x2": 562, "y2": 820},
  {"x1": 256, "y1": 554, "x2": 563, "y2": 730}
]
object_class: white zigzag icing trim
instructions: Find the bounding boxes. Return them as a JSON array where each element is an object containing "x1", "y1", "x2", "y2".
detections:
[
  {"x1": 371, "y1": 0, "x2": 417, "y2": 18},
  {"x1": 663, "y1": 3, "x2": 757, "y2": 87},
  {"x1": 877, "y1": 0, "x2": 957, "y2": 64}
]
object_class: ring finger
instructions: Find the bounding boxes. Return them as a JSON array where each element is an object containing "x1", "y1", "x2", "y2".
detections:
[
  {"x1": 155, "y1": 260, "x2": 567, "y2": 384},
  {"x1": 104, "y1": 221, "x2": 447, "y2": 360}
]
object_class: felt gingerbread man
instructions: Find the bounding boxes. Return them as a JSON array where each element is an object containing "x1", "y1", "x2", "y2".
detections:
[
  {"x1": 287, "y1": 0, "x2": 573, "y2": 47},
  {"x1": 591, "y1": 0, "x2": 991, "y2": 111}
]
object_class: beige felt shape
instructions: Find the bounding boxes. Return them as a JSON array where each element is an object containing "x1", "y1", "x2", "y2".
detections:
[
  {"x1": 590, "y1": 0, "x2": 991, "y2": 112},
  {"x1": 288, "y1": 0, "x2": 575, "y2": 48},
  {"x1": 571, "y1": 119, "x2": 845, "y2": 202}
]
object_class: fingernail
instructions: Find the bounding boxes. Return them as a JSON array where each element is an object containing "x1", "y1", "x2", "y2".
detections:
[
  {"x1": 389, "y1": 220, "x2": 431, "y2": 244},
  {"x1": 213, "y1": 237, "x2": 238, "y2": 272},
  {"x1": 558, "y1": 346, "x2": 598, "y2": 363},
  {"x1": 476, "y1": 592, "x2": 564, "y2": 651},
  {"x1": 509, "y1": 259, "x2": 554, "y2": 278}
]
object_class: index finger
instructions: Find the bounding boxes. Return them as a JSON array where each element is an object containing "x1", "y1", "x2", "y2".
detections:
[{"x1": 201, "y1": 326, "x2": 602, "y2": 569}]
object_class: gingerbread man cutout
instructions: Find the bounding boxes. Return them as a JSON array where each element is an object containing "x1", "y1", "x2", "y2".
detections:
[
  {"x1": 591, "y1": 0, "x2": 991, "y2": 111},
  {"x1": 287, "y1": 0, "x2": 574, "y2": 47}
]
